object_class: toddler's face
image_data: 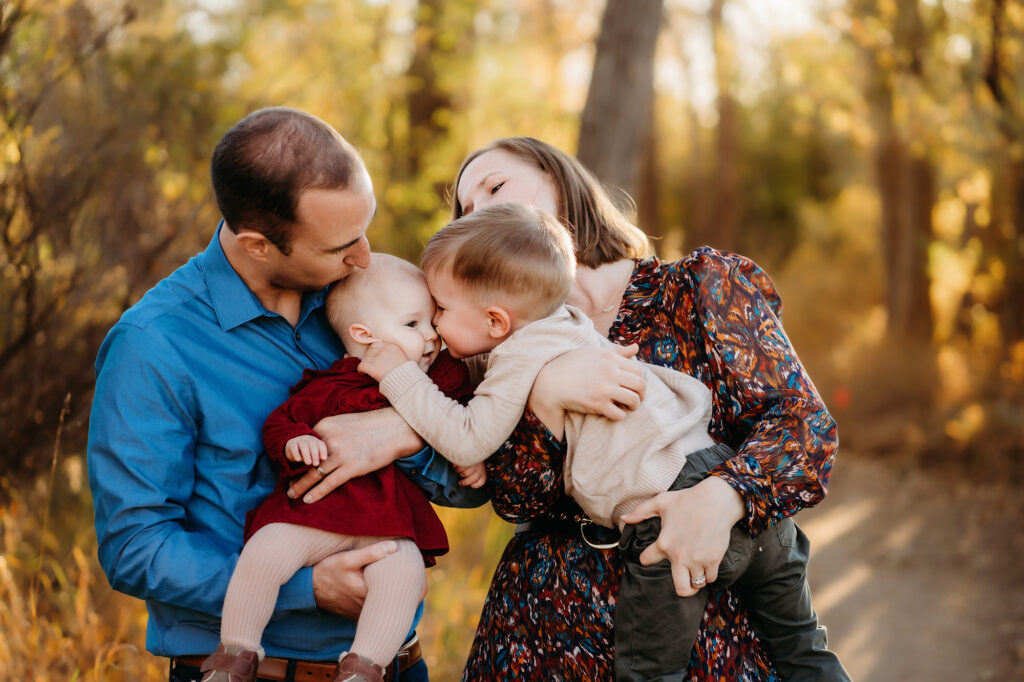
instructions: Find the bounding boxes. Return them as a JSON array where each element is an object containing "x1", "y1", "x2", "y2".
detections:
[
  {"x1": 369, "y1": 276, "x2": 440, "y2": 371},
  {"x1": 426, "y1": 267, "x2": 501, "y2": 359}
]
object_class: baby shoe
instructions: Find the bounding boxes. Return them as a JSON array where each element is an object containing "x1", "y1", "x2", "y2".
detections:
[
  {"x1": 199, "y1": 643, "x2": 260, "y2": 682},
  {"x1": 331, "y1": 651, "x2": 385, "y2": 682}
]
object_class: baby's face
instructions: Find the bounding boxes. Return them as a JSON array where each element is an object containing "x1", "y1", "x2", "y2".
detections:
[
  {"x1": 426, "y1": 267, "x2": 501, "y2": 359},
  {"x1": 369, "y1": 276, "x2": 440, "y2": 371}
]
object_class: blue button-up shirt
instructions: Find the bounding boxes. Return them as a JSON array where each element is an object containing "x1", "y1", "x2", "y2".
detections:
[{"x1": 87, "y1": 226, "x2": 484, "y2": 658}]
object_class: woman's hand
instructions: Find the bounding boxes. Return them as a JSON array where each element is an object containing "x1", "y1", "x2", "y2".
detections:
[
  {"x1": 620, "y1": 476, "x2": 745, "y2": 597},
  {"x1": 528, "y1": 343, "x2": 646, "y2": 423},
  {"x1": 287, "y1": 407, "x2": 423, "y2": 503}
]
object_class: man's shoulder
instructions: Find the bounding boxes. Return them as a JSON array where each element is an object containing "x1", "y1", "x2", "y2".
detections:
[{"x1": 116, "y1": 254, "x2": 211, "y2": 334}]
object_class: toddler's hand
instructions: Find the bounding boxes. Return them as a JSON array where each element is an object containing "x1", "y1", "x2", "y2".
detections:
[
  {"x1": 456, "y1": 462, "x2": 487, "y2": 488},
  {"x1": 358, "y1": 340, "x2": 409, "y2": 381},
  {"x1": 285, "y1": 434, "x2": 328, "y2": 466}
]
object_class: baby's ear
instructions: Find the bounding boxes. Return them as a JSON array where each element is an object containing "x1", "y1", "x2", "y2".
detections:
[{"x1": 349, "y1": 323, "x2": 376, "y2": 345}]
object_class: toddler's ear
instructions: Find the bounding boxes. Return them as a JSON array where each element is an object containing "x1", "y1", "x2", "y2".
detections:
[
  {"x1": 349, "y1": 323, "x2": 376, "y2": 345},
  {"x1": 485, "y1": 307, "x2": 512, "y2": 338}
]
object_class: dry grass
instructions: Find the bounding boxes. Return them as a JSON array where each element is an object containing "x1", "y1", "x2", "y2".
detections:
[{"x1": 0, "y1": 434, "x2": 511, "y2": 681}]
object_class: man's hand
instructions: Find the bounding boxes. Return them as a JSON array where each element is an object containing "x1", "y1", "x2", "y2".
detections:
[
  {"x1": 455, "y1": 462, "x2": 487, "y2": 488},
  {"x1": 312, "y1": 541, "x2": 404, "y2": 618},
  {"x1": 285, "y1": 434, "x2": 328, "y2": 466},
  {"x1": 620, "y1": 476, "x2": 745, "y2": 597},
  {"x1": 287, "y1": 407, "x2": 423, "y2": 503},
  {"x1": 528, "y1": 343, "x2": 646, "y2": 421},
  {"x1": 357, "y1": 340, "x2": 409, "y2": 382}
]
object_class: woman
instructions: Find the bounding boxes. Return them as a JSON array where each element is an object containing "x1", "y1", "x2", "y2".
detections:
[{"x1": 451, "y1": 137, "x2": 841, "y2": 680}]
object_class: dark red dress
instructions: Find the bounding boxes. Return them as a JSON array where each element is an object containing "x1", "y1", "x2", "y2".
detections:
[{"x1": 245, "y1": 351, "x2": 473, "y2": 566}]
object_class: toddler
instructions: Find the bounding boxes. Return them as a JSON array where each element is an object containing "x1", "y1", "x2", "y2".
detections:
[
  {"x1": 359, "y1": 203, "x2": 843, "y2": 681},
  {"x1": 201, "y1": 254, "x2": 475, "y2": 682}
]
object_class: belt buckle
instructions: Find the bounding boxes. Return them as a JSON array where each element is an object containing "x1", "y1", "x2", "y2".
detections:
[{"x1": 579, "y1": 518, "x2": 620, "y2": 550}]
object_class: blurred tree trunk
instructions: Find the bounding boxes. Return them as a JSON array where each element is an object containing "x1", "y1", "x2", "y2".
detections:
[
  {"x1": 982, "y1": 0, "x2": 1024, "y2": 348},
  {"x1": 636, "y1": 107, "x2": 663, "y2": 241},
  {"x1": 704, "y1": 0, "x2": 740, "y2": 251},
  {"x1": 860, "y1": 0, "x2": 935, "y2": 344},
  {"x1": 381, "y1": 0, "x2": 475, "y2": 252},
  {"x1": 577, "y1": 0, "x2": 663, "y2": 198}
]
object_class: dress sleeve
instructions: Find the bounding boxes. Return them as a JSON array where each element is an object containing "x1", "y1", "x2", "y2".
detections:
[
  {"x1": 262, "y1": 394, "x2": 320, "y2": 475},
  {"x1": 686, "y1": 251, "x2": 838, "y2": 535}
]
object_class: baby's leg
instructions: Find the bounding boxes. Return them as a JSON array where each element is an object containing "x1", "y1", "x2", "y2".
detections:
[
  {"x1": 220, "y1": 523, "x2": 356, "y2": 651},
  {"x1": 348, "y1": 537, "x2": 425, "y2": 667}
]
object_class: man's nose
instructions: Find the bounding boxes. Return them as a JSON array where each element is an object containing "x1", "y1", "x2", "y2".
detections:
[{"x1": 345, "y1": 236, "x2": 371, "y2": 269}]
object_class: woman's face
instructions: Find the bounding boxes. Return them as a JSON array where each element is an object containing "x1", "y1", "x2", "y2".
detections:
[{"x1": 456, "y1": 148, "x2": 559, "y2": 218}]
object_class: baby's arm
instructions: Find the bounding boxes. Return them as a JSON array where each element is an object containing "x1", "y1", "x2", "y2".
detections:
[{"x1": 361, "y1": 344, "x2": 541, "y2": 466}]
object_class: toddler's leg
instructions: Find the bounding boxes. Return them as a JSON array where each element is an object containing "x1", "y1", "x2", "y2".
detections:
[
  {"x1": 735, "y1": 517, "x2": 851, "y2": 682},
  {"x1": 348, "y1": 538, "x2": 425, "y2": 668},
  {"x1": 615, "y1": 517, "x2": 708, "y2": 682},
  {"x1": 220, "y1": 524, "x2": 355, "y2": 651}
]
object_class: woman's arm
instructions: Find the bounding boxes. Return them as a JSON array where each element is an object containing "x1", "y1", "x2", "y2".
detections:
[
  {"x1": 692, "y1": 251, "x2": 837, "y2": 535},
  {"x1": 624, "y1": 251, "x2": 837, "y2": 595}
]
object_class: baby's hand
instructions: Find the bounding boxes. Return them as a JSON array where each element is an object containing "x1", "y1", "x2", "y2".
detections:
[
  {"x1": 285, "y1": 434, "x2": 328, "y2": 466},
  {"x1": 455, "y1": 462, "x2": 487, "y2": 488},
  {"x1": 358, "y1": 340, "x2": 410, "y2": 381}
]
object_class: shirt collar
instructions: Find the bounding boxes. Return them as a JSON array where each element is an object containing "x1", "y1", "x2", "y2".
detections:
[
  {"x1": 198, "y1": 223, "x2": 268, "y2": 331},
  {"x1": 200, "y1": 222, "x2": 330, "y2": 331}
]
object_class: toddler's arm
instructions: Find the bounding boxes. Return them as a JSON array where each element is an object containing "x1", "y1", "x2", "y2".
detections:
[{"x1": 360, "y1": 343, "x2": 543, "y2": 467}]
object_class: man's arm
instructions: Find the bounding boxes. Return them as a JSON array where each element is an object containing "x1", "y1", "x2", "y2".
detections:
[
  {"x1": 287, "y1": 407, "x2": 488, "y2": 507},
  {"x1": 87, "y1": 325, "x2": 314, "y2": 615}
]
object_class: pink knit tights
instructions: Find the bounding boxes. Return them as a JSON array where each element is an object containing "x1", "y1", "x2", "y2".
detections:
[{"x1": 220, "y1": 523, "x2": 425, "y2": 667}]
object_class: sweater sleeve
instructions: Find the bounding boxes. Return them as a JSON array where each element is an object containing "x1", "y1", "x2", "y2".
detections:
[
  {"x1": 378, "y1": 351, "x2": 542, "y2": 466},
  {"x1": 685, "y1": 250, "x2": 838, "y2": 535}
]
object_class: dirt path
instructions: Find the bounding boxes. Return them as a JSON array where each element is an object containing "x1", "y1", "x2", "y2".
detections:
[{"x1": 800, "y1": 455, "x2": 1024, "y2": 681}]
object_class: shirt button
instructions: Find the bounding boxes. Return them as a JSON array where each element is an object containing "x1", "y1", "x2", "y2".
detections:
[{"x1": 295, "y1": 332, "x2": 302, "y2": 340}]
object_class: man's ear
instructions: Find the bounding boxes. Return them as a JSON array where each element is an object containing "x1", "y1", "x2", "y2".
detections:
[
  {"x1": 234, "y1": 230, "x2": 274, "y2": 260},
  {"x1": 348, "y1": 323, "x2": 376, "y2": 346},
  {"x1": 485, "y1": 306, "x2": 512, "y2": 339}
]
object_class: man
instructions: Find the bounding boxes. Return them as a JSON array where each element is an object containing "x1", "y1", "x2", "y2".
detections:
[{"x1": 87, "y1": 107, "x2": 484, "y2": 682}]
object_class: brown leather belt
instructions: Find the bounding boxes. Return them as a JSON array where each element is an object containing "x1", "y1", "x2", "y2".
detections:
[{"x1": 172, "y1": 635, "x2": 421, "y2": 681}]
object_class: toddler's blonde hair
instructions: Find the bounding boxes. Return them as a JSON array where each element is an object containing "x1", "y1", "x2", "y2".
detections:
[{"x1": 422, "y1": 202, "x2": 576, "y2": 321}]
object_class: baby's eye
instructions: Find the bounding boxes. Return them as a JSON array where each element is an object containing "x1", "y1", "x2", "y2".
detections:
[
  {"x1": 489, "y1": 182, "x2": 504, "y2": 195},
  {"x1": 405, "y1": 320, "x2": 418, "y2": 328}
]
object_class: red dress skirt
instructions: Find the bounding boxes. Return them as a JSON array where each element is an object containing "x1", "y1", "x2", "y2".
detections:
[{"x1": 245, "y1": 352, "x2": 473, "y2": 566}]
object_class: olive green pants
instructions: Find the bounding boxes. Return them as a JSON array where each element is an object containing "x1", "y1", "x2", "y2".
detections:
[{"x1": 615, "y1": 444, "x2": 850, "y2": 682}]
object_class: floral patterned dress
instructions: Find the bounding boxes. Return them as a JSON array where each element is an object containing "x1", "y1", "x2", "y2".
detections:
[{"x1": 462, "y1": 249, "x2": 838, "y2": 681}]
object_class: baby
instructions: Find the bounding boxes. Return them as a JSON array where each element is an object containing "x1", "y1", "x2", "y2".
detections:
[
  {"x1": 201, "y1": 254, "x2": 475, "y2": 682},
  {"x1": 359, "y1": 203, "x2": 841, "y2": 680}
]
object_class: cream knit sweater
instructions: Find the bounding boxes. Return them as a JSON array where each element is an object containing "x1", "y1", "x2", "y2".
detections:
[{"x1": 379, "y1": 305, "x2": 715, "y2": 528}]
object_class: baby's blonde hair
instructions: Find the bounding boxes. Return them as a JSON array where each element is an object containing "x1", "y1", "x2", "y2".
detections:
[
  {"x1": 422, "y1": 202, "x2": 576, "y2": 321},
  {"x1": 326, "y1": 253, "x2": 427, "y2": 352}
]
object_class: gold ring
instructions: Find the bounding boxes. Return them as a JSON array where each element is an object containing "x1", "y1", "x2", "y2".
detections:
[{"x1": 315, "y1": 466, "x2": 327, "y2": 477}]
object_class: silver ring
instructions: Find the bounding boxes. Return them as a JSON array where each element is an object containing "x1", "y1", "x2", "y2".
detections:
[
  {"x1": 690, "y1": 575, "x2": 707, "y2": 586},
  {"x1": 315, "y1": 466, "x2": 327, "y2": 477}
]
